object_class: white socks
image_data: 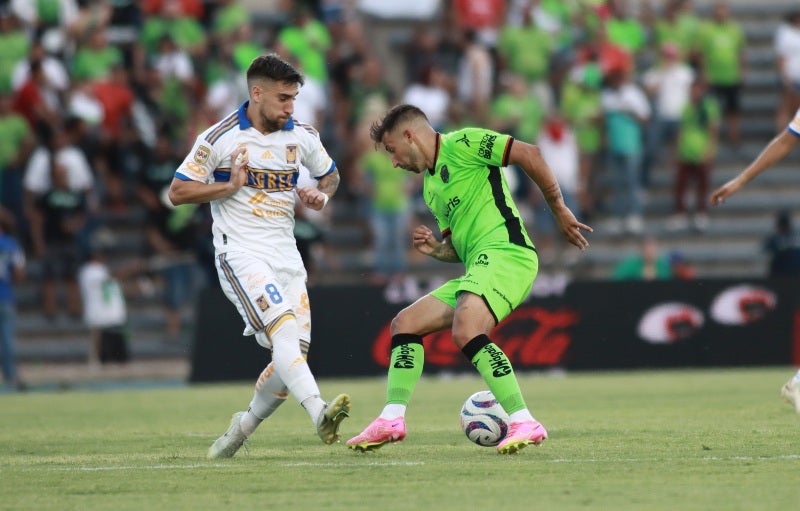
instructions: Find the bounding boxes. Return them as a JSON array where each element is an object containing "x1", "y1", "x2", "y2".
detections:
[
  {"x1": 266, "y1": 317, "x2": 325, "y2": 423},
  {"x1": 379, "y1": 404, "x2": 407, "y2": 420},
  {"x1": 509, "y1": 409, "x2": 535, "y2": 423}
]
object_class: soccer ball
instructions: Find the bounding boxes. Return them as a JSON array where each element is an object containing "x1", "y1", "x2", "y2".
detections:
[{"x1": 460, "y1": 390, "x2": 509, "y2": 447}]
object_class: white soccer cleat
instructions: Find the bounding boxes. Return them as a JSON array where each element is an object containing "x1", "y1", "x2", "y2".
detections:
[
  {"x1": 208, "y1": 411, "x2": 248, "y2": 459},
  {"x1": 780, "y1": 378, "x2": 800, "y2": 414}
]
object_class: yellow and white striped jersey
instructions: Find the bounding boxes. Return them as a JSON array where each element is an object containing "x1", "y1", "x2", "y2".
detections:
[{"x1": 174, "y1": 101, "x2": 335, "y2": 265}]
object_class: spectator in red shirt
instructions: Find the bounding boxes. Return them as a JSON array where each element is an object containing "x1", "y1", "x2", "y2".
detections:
[
  {"x1": 92, "y1": 63, "x2": 135, "y2": 212},
  {"x1": 12, "y1": 59, "x2": 59, "y2": 136}
]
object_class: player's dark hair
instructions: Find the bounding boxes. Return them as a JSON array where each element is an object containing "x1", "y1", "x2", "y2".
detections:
[
  {"x1": 369, "y1": 104, "x2": 429, "y2": 143},
  {"x1": 246, "y1": 54, "x2": 304, "y2": 88}
]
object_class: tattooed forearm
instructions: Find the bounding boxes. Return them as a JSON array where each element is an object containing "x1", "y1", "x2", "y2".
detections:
[
  {"x1": 541, "y1": 182, "x2": 563, "y2": 207},
  {"x1": 317, "y1": 170, "x2": 340, "y2": 197},
  {"x1": 430, "y1": 239, "x2": 461, "y2": 263}
]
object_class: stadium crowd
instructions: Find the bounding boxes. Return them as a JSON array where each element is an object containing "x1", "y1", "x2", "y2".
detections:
[{"x1": 0, "y1": 0, "x2": 787, "y2": 337}]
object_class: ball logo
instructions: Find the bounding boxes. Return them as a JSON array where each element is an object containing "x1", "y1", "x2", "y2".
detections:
[
  {"x1": 637, "y1": 302, "x2": 704, "y2": 344},
  {"x1": 710, "y1": 285, "x2": 776, "y2": 325}
]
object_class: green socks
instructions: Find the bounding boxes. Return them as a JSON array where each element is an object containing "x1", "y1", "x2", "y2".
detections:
[
  {"x1": 386, "y1": 334, "x2": 425, "y2": 405},
  {"x1": 462, "y1": 334, "x2": 526, "y2": 414}
]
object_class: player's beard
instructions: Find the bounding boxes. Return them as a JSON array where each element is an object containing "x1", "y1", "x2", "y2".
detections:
[{"x1": 260, "y1": 112, "x2": 285, "y2": 134}]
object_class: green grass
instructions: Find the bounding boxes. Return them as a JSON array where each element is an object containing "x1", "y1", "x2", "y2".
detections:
[{"x1": 1, "y1": 368, "x2": 799, "y2": 511}]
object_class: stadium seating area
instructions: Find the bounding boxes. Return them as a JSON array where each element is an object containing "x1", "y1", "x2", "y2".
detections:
[{"x1": 8, "y1": 0, "x2": 800, "y2": 365}]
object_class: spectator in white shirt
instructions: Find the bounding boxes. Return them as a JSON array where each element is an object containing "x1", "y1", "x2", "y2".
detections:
[{"x1": 641, "y1": 43, "x2": 694, "y2": 188}]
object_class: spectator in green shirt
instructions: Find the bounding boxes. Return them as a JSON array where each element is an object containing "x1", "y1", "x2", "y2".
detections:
[
  {"x1": 276, "y1": 6, "x2": 332, "y2": 86},
  {"x1": 70, "y1": 29, "x2": 123, "y2": 82},
  {"x1": 651, "y1": 0, "x2": 702, "y2": 61},
  {"x1": 697, "y1": 1, "x2": 745, "y2": 145},
  {"x1": 667, "y1": 77, "x2": 720, "y2": 232},
  {"x1": 489, "y1": 72, "x2": 545, "y2": 145},
  {"x1": 0, "y1": 9, "x2": 30, "y2": 95},
  {"x1": 612, "y1": 235, "x2": 673, "y2": 280},
  {"x1": 561, "y1": 63, "x2": 602, "y2": 220},
  {"x1": 497, "y1": 9, "x2": 553, "y2": 109},
  {"x1": 140, "y1": 0, "x2": 207, "y2": 58},
  {"x1": 606, "y1": 0, "x2": 647, "y2": 59},
  {"x1": 0, "y1": 91, "x2": 34, "y2": 240}
]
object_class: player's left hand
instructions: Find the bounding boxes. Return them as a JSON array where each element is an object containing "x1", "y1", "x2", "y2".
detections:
[
  {"x1": 555, "y1": 208, "x2": 592, "y2": 250},
  {"x1": 297, "y1": 187, "x2": 329, "y2": 211}
]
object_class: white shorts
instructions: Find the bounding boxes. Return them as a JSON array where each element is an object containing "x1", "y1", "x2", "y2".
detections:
[{"x1": 215, "y1": 250, "x2": 311, "y2": 347}]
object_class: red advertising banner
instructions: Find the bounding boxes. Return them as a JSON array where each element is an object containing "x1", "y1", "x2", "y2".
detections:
[{"x1": 190, "y1": 278, "x2": 799, "y2": 382}]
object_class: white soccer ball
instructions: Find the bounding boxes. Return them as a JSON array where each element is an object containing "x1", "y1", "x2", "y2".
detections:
[{"x1": 460, "y1": 390, "x2": 509, "y2": 447}]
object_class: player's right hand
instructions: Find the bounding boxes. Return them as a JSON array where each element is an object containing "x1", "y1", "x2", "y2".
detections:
[
  {"x1": 412, "y1": 225, "x2": 439, "y2": 255},
  {"x1": 710, "y1": 178, "x2": 742, "y2": 206},
  {"x1": 229, "y1": 146, "x2": 249, "y2": 191}
]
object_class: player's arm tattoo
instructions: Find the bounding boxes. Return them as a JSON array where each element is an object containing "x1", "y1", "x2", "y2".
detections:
[
  {"x1": 430, "y1": 236, "x2": 460, "y2": 263},
  {"x1": 540, "y1": 182, "x2": 564, "y2": 209},
  {"x1": 317, "y1": 169, "x2": 340, "y2": 197}
]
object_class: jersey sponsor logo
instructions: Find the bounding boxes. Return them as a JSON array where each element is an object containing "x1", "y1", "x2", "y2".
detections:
[
  {"x1": 445, "y1": 196, "x2": 460, "y2": 218},
  {"x1": 441, "y1": 164, "x2": 449, "y2": 183},
  {"x1": 285, "y1": 144, "x2": 298, "y2": 165},
  {"x1": 246, "y1": 168, "x2": 297, "y2": 191},
  {"x1": 476, "y1": 253, "x2": 489, "y2": 266},
  {"x1": 186, "y1": 161, "x2": 207, "y2": 175},
  {"x1": 194, "y1": 145, "x2": 211, "y2": 164},
  {"x1": 455, "y1": 134, "x2": 470, "y2": 147},
  {"x1": 478, "y1": 134, "x2": 497, "y2": 160}
]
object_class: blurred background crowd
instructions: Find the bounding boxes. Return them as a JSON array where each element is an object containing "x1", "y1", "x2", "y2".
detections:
[{"x1": 2, "y1": 0, "x2": 800, "y2": 385}]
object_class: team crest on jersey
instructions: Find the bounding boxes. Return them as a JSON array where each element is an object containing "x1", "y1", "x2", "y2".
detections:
[
  {"x1": 255, "y1": 295, "x2": 270, "y2": 311},
  {"x1": 285, "y1": 145, "x2": 298, "y2": 165},
  {"x1": 441, "y1": 165, "x2": 449, "y2": 183},
  {"x1": 194, "y1": 145, "x2": 211, "y2": 164}
]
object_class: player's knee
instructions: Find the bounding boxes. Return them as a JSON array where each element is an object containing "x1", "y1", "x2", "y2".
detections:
[
  {"x1": 265, "y1": 313, "x2": 300, "y2": 350},
  {"x1": 390, "y1": 310, "x2": 417, "y2": 336}
]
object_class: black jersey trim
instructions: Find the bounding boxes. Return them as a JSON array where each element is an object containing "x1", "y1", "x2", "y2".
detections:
[{"x1": 487, "y1": 165, "x2": 534, "y2": 250}]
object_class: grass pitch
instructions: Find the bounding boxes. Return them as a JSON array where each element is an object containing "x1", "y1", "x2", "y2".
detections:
[{"x1": 1, "y1": 368, "x2": 799, "y2": 511}]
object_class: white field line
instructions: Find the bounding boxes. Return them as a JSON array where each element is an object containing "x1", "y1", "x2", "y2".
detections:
[
  {"x1": 14, "y1": 454, "x2": 800, "y2": 473},
  {"x1": 20, "y1": 461, "x2": 426, "y2": 472}
]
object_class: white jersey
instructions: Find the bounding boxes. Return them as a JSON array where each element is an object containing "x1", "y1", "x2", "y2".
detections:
[
  {"x1": 174, "y1": 102, "x2": 335, "y2": 267},
  {"x1": 78, "y1": 261, "x2": 127, "y2": 329}
]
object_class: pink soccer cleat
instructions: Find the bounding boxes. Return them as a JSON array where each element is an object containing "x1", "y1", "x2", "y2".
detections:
[
  {"x1": 496, "y1": 420, "x2": 548, "y2": 454},
  {"x1": 346, "y1": 417, "x2": 406, "y2": 452}
]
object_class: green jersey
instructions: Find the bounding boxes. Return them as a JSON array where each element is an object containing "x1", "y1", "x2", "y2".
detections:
[{"x1": 424, "y1": 127, "x2": 535, "y2": 265}]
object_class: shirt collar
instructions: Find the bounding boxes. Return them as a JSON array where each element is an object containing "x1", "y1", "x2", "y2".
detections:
[{"x1": 238, "y1": 101, "x2": 295, "y2": 131}]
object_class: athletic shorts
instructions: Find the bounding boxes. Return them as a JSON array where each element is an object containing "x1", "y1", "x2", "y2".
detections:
[
  {"x1": 430, "y1": 244, "x2": 538, "y2": 323},
  {"x1": 215, "y1": 250, "x2": 311, "y2": 347}
]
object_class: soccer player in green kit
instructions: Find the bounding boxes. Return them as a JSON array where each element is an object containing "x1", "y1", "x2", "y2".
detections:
[{"x1": 347, "y1": 104, "x2": 592, "y2": 454}]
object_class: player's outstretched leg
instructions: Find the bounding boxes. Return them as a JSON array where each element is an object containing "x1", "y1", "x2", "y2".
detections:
[
  {"x1": 781, "y1": 372, "x2": 800, "y2": 414},
  {"x1": 316, "y1": 393, "x2": 351, "y2": 444},
  {"x1": 496, "y1": 420, "x2": 548, "y2": 454},
  {"x1": 208, "y1": 411, "x2": 248, "y2": 459},
  {"x1": 346, "y1": 417, "x2": 406, "y2": 452}
]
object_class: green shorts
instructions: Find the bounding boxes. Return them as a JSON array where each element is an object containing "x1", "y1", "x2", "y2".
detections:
[{"x1": 430, "y1": 245, "x2": 538, "y2": 323}]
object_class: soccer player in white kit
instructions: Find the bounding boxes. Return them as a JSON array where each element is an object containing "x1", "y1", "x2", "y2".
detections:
[
  {"x1": 168, "y1": 54, "x2": 350, "y2": 457},
  {"x1": 711, "y1": 107, "x2": 800, "y2": 414}
]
